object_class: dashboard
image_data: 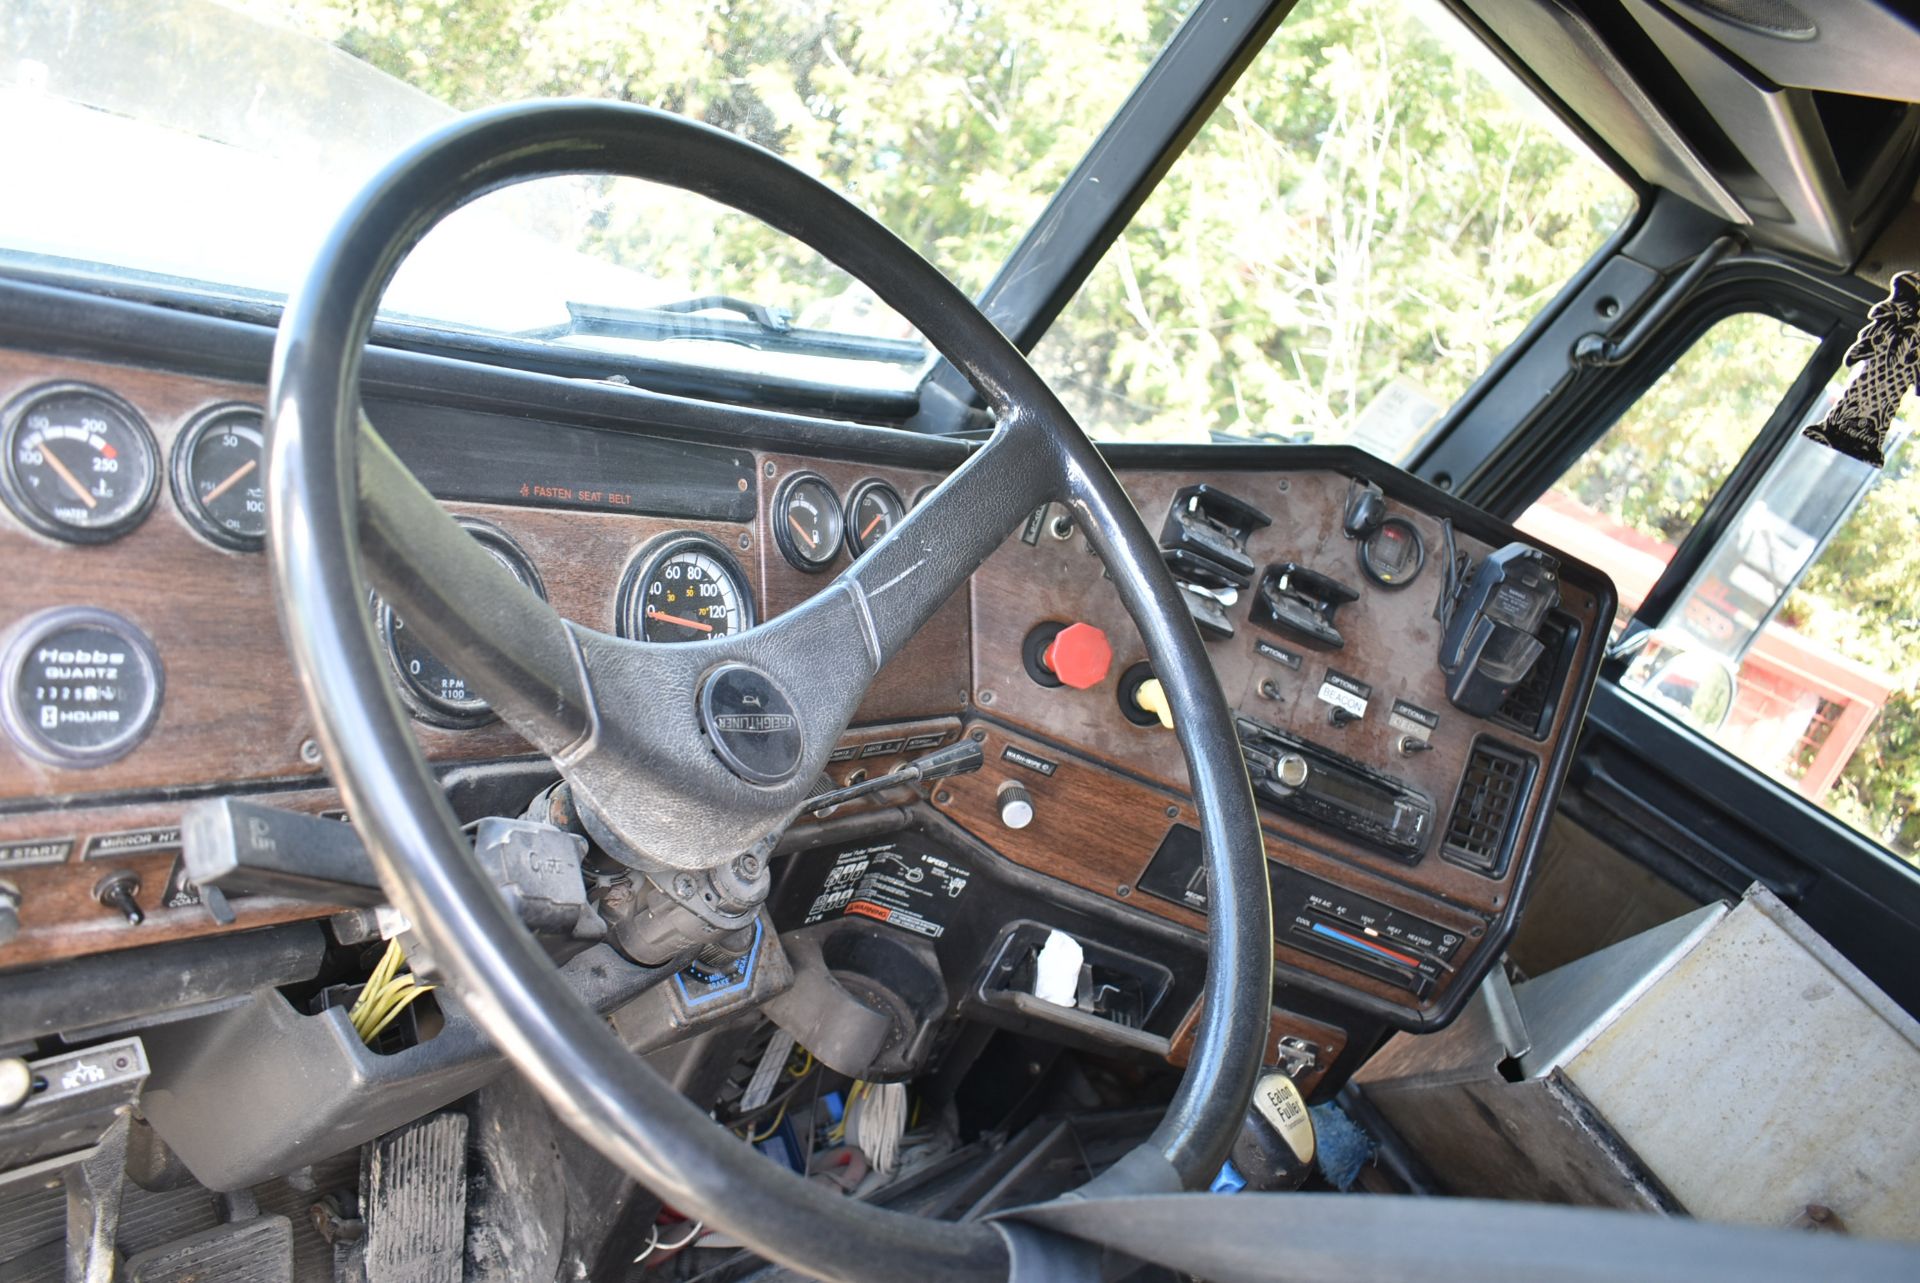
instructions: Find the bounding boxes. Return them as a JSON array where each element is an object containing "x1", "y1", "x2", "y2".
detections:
[{"x1": 0, "y1": 299, "x2": 1611, "y2": 1068}]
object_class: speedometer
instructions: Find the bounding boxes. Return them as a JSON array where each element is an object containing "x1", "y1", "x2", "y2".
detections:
[
  {"x1": 618, "y1": 534, "x2": 754, "y2": 644},
  {"x1": 1, "y1": 383, "x2": 159, "y2": 543}
]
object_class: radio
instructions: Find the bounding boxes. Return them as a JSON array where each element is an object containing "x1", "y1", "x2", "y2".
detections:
[{"x1": 1235, "y1": 719, "x2": 1434, "y2": 860}]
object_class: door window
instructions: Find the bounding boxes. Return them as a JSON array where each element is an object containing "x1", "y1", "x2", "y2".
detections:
[
  {"x1": 1622, "y1": 378, "x2": 1918, "y2": 863},
  {"x1": 1515, "y1": 313, "x2": 1822, "y2": 634},
  {"x1": 1523, "y1": 311, "x2": 1918, "y2": 865}
]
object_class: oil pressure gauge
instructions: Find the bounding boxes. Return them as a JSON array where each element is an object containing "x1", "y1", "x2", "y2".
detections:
[
  {"x1": 773, "y1": 472, "x2": 842, "y2": 573},
  {"x1": 172, "y1": 404, "x2": 267, "y2": 550},
  {"x1": 1, "y1": 384, "x2": 159, "y2": 543}
]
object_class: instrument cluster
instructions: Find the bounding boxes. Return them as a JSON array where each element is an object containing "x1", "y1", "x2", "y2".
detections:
[{"x1": 0, "y1": 367, "x2": 954, "y2": 782}]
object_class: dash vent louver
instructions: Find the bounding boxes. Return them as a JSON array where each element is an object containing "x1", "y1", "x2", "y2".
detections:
[
  {"x1": 1441, "y1": 739, "x2": 1537, "y2": 876},
  {"x1": 1494, "y1": 611, "x2": 1574, "y2": 739}
]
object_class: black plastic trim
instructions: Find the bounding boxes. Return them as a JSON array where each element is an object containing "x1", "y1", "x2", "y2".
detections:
[
  {"x1": 1466, "y1": 259, "x2": 1873, "y2": 518},
  {"x1": 0, "y1": 257, "x2": 922, "y2": 423},
  {"x1": 1613, "y1": 322, "x2": 1850, "y2": 643},
  {"x1": 919, "y1": 0, "x2": 1298, "y2": 422}
]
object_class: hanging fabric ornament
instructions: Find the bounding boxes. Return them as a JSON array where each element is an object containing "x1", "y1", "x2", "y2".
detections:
[{"x1": 1803, "y1": 270, "x2": 1920, "y2": 468}]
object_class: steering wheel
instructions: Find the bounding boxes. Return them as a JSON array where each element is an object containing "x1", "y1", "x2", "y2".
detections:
[{"x1": 266, "y1": 101, "x2": 1271, "y2": 1281}]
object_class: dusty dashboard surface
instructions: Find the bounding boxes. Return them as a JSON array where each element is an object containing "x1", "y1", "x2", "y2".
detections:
[
  {"x1": 934, "y1": 462, "x2": 1611, "y2": 1030},
  {"x1": 0, "y1": 342, "x2": 1610, "y2": 1048}
]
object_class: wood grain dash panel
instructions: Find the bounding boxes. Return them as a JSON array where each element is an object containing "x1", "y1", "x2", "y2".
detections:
[{"x1": 933, "y1": 722, "x2": 1491, "y2": 1018}]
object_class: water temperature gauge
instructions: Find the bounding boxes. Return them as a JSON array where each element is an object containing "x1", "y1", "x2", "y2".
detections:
[{"x1": 1, "y1": 383, "x2": 159, "y2": 543}]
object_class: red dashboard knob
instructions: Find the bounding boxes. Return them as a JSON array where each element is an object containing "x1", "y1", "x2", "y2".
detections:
[{"x1": 1043, "y1": 623, "x2": 1113, "y2": 689}]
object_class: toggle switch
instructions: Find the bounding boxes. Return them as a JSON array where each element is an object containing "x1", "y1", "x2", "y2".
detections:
[
  {"x1": 94, "y1": 870, "x2": 144, "y2": 925},
  {"x1": 0, "y1": 882, "x2": 19, "y2": 948},
  {"x1": 1133, "y1": 678, "x2": 1174, "y2": 730}
]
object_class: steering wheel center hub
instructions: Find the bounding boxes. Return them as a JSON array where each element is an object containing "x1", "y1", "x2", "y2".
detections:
[{"x1": 699, "y1": 662, "x2": 804, "y2": 786}]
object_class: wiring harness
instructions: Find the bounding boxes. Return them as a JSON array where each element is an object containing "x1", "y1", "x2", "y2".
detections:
[{"x1": 348, "y1": 939, "x2": 435, "y2": 1046}]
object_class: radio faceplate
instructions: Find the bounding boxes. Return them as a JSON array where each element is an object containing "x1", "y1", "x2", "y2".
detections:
[{"x1": 1235, "y1": 718, "x2": 1435, "y2": 860}]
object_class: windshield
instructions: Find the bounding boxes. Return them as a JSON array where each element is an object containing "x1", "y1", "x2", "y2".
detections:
[
  {"x1": 1, "y1": 0, "x2": 1190, "y2": 387},
  {"x1": 1035, "y1": 0, "x2": 1634, "y2": 449}
]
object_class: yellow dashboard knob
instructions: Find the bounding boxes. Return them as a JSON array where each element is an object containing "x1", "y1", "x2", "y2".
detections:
[{"x1": 1134, "y1": 678, "x2": 1174, "y2": 730}]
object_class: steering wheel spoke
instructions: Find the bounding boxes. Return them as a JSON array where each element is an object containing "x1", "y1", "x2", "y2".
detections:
[
  {"x1": 846, "y1": 417, "x2": 1059, "y2": 666},
  {"x1": 357, "y1": 418, "x2": 592, "y2": 755}
]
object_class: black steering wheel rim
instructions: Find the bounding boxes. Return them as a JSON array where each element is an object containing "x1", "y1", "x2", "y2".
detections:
[{"x1": 266, "y1": 100, "x2": 1271, "y2": 1281}]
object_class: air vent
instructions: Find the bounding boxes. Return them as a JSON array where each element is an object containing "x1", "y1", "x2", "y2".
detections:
[
  {"x1": 1442, "y1": 739, "x2": 1537, "y2": 876},
  {"x1": 1494, "y1": 612, "x2": 1577, "y2": 740}
]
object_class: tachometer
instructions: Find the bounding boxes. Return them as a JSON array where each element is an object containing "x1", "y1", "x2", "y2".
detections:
[
  {"x1": 172, "y1": 404, "x2": 267, "y2": 551},
  {"x1": 773, "y1": 472, "x2": 843, "y2": 573},
  {"x1": 1, "y1": 384, "x2": 159, "y2": 543},
  {"x1": 619, "y1": 534, "x2": 754, "y2": 643},
  {"x1": 378, "y1": 520, "x2": 546, "y2": 727},
  {"x1": 844, "y1": 479, "x2": 905, "y2": 557}
]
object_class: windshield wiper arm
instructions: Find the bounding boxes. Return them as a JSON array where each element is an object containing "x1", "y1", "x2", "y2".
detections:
[{"x1": 522, "y1": 297, "x2": 927, "y2": 365}]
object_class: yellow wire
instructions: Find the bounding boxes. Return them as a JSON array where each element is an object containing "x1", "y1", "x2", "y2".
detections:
[
  {"x1": 787, "y1": 1048, "x2": 814, "y2": 1078},
  {"x1": 362, "y1": 983, "x2": 435, "y2": 1043},
  {"x1": 348, "y1": 939, "x2": 433, "y2": 1045},
  {"x1": 829, "y1": 1080, "x2": 866, "y2": 1142},
  {"x1": 742, "y1": 1100, "x2": 788, "y2": 1144},
  {"x1": 348, "y1": 939, "x2": 406, "y2": 1029},
  {"x1": 355, "y1": 977, "x2": 425, "y2": 1040},
  {"x1": 350, "y1": 975, "x2": 406, "y2": 1037}
]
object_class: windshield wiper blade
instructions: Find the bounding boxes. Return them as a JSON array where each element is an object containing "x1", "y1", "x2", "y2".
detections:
[{"x1": 523, "y1": 296, "x2": 927, "y2": 365}]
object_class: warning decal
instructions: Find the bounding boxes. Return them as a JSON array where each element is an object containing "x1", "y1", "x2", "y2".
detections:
[{"x1": 801, "y1": 839, "x2": 972, "y2": 939}]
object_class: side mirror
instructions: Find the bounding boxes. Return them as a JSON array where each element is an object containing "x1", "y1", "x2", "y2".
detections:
[{"x1": 1621, "y1": 629, "x2": 1740, "y2": 733}]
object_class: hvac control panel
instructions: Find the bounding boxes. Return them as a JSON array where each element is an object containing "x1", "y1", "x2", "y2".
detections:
[{"x1": 1139, "y1": 825, "x2": 1464, "y2": 998}]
